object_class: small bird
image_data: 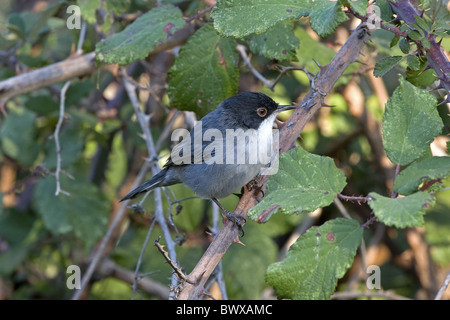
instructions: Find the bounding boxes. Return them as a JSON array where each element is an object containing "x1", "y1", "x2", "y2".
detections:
[{"x1": 120, "y1": 92, "x2": 294, "y2": 231}]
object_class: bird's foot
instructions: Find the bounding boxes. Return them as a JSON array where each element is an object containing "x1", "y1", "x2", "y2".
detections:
[{"x1": 223, "y1": 211, "x2": 246, "y2": 237}]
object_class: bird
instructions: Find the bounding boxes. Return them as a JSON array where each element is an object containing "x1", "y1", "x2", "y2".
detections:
[{"x1": 120, "y1": 92, "x2": 294, "y2": 232}]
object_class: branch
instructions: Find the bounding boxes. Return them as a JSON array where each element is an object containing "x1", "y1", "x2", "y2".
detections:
[
  {"x1": 434, "y1": 271, "x2": 450, "y2": 300},
  {"x1": 388, "y1": 0, "x2": 450, "y2": 102},
  {"x1": 0, "y1": 52, "x2": 96, "y2": 102},
  {"x1": 97, "y1": 258, "x2": 170, "y2": 299},
  {"x1": 0, "y1": 23, "x2": 196, "y2": 102},
  {"x1": 176, "y1": 23, "x2": 373, "y2": 300}
]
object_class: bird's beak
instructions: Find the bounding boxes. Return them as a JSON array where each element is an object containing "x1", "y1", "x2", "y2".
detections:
[{"x1": 276, "y1": 105, "x2": 296, "y2": 113}]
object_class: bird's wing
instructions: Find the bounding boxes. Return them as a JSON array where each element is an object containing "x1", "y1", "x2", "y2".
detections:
[{"x1": 165, "y1": 123, "x2": 225, "y2": 167}]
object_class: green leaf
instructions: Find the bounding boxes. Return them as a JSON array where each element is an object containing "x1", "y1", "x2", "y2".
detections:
[
  {"x1": 406, "y1": 68, "x2": 436, "y2": 87},
  {"x1": 368, "y1": 192, "x2": 434, "y2": 228},
  {"x1": 406, "y1": 54, "x2": 421, "y2": 71},
  {"x1": 95, "y1": 5, "x2": 185, "y2": 65},
  {"x1": 421, "y1": 37, "x2": 430, "y2": 49},
  {"x1": 394, "y1": 156, "x2": 450, "y2": 195},
  {"x1": 340, "y1": 0, "x2": 367, "y2": 17},
  {"x1": 247, "y1": 20, "x2": 299, "y2": 61},
  {"x1": 212, "y1": 0, "x2": 309, "y2": 38},
  {"x1": 399, "y1": 37, "x2": 410, "y2": 54},
  {"x1": 390, "y1": 35, "x2": 400, "y2": 48},
  {"x1": 248, "y1": 147, "x2": 347, "y2": 222},
  {"x1": 266, "y1": 218, "x2": 363, "y2": 300},
  {"x1": 373, "y1": 56, "x2": 402, "y2": 77},
  {"x1": 0, "y1": 107, "x2": 40, "y2": 167},
  {"x1": 377, "y1": 0, "x2": 393, "y2": 21},
  {"x1": 309, "y1": 1, "x2": 348, "y2": 37},
  {"x1": 32, "y1": 175, "x2": 110, "y2": 249},
  {"x1": 414, "y1": 14, "x2": 431, "y2": 33},
  {"x1": 168, "y1": 23, "x2": 239, "y2": 117},
  {"x1": 408, "y1": 30, "x2": 422, "y2": 41},
  {"x1": 24, "y1": 95, "x2": 59, "y2": 115},
  {"x1": 212, "y1": 0, "x2": 347, "y2": 38},
  {"x1": 382, "y1": 78, "x2": 442, "y2": 165}
]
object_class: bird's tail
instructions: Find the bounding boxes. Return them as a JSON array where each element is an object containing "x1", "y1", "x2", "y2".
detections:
[{"x1": 120, "y1": 168, "x2": 168, "y2": 202}]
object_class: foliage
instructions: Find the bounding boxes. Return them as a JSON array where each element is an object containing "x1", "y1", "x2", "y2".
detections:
[{"x1": 0, "y1": 0, "x2": 449, "y2": 301}]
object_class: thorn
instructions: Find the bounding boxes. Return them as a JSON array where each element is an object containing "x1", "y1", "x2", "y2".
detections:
[
  {"x1": 322, "y1": 103, "x2": 336, "y2": 108},
  {"x1": 437, "y1": 95, "x2": 450, "y2": 106},
  {"x1": 233, "y1": 236, "x2": 246, "y2": 246},
  {"x1": 354, "y1": 59, "x2": 368, "y2": 66},
  {"x1": 312, "y1": 58, "x2": 327, "y2": 71},
  {"x1": 205, "y1": 230, "x2": 216, "y2": 238}
]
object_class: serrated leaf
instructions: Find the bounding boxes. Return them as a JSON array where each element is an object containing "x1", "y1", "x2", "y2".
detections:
[
  {"x1": 248, "y1": 147, "x2": 347, "y2": 222},
  {"x1": 266, "y1": 218, "x2": 363, "y2": 300},
  {"x1": 382, "y1": 78, "x2": 442, "y2": 165},
  {"x1": 368, "y1": 192, "x2": 434, "y2": 228},
  {"x1": 373, "y1": 56, "x2": 402, "y2": 77},
  {"x1": 212, "y1": 0, "x2": 309, "y2": 38},
  {"x1": 0, "y1": 108, "x2": 40, "y2": 167},
  {"x1": 309, "y1": 1, "x2": 348, "y2": 37},
  {"x1": 394, "y1": 156, "x2": 450, "y2": 195},
  {"x1": 247, "y1": 20, "x2": 299, "y2": 61},
  {"x1": 406, "y1": 54, "x2": 421, "y2": 71},
  {"x1": 32, "y1": 175, "x2": 110, "y2": 249},
  {"x1": 95, "y1": 5, "x2": 185, "y2": 65},
  {"x1": 168, "y1": 23, "x2": 239, "y2": 117},
  {"x1": 414, "y1": 14, "x2": 430, "y2": 33},
  {"x1": 408, "y1": 30, "x2": 422, "y2": 41},
  {"x1": 421, "y1": 37, "x2": 431, "y2": 49},
  {"x1": 212, "y1": 0, "x2": 347, "y2": 38}
]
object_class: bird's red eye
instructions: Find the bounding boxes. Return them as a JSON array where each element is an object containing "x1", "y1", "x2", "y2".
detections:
[{"x1": 257, "y1": 107, "x2": 267, "y2": 117}]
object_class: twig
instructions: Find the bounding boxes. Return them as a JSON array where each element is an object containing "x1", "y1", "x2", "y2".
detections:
[
  {"x1": 236, "y1": 44, "x2": 273, "y2": 88},
  {"x1": 337, "y1": 193, "x2": 371, "y2": 203},
  {"x1": 54, "y1": 81, "x2": 71, "y2": 196},
  {"x1": 184, "y1": 5, "x2": 214, "y2": 23},
  {"x1": 97, "y1": 258, "x2": 169, "y2": 299},
  {"x1": 237, "y1": 44, "x2": 310, "y2": 91},
  {"x1": 154, "y1": 236, "x2": 195, "y2": 285},
  {"x1": 132, "y1": 217, "x2": 157, "y2": 299},
  {"x1": 434, "y1": 271, "x2": 450, "y2": 300},
  {"x1": 53, "y1": 22, "x2": 87, "y2": 196}
]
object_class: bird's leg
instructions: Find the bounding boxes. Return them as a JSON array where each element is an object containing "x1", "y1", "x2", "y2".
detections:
[{"x1": 212, "y1": 198, "x2": 246, "y2": 236}]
